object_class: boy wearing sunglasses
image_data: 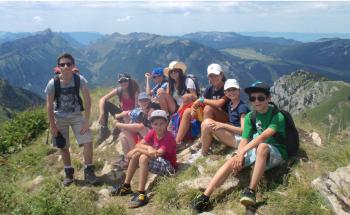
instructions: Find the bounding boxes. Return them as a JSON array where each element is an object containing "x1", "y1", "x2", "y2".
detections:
[
  {"x1": 191, "y1": 81, "x2": 287, "y2": 212},
  {"x1": 45, "y1": 53, "x2": 97, "y2": 186}
]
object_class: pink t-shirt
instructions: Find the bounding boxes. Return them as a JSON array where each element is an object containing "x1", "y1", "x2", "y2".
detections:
[{"x1": 144, "y1": 129, "x2": 177, "y2": 169}]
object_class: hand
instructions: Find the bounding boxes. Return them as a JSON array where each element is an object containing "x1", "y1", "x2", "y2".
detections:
[
  {"x1": 182, "y1": 94, "x2": 194, "y2": 103},
  {"x1": 50, "y1": 124, "x2": 59, "y2": 137},
  {"x1": 98, "y1": 115, "x2": 105, "y2": 125},
  {"x1": 230, "y1": 154, "x2": 244, "y2": 171},
  {"x1": 156, "y1": 88, "x2": 165, "y2": 96},
  {"x1": 145, "y1": 73, "x2": 151, "y2": 79},
  {"x1": 148, "y1": 147, "x2": 157, "y2": 158},
  {"x1": 127, "y1": 149, "x2": 136, "y2": 160},
  {"x1": 192, "y1": 99, "x2": 200, "y2": 109},
  {"x1": 80, "y1": 119, "x2": 90, "y2": 134},
  {"x1": 115, "y1": 121, "x2": 121, "y2": 128},
  {"x1": 212, "y1": 122, "x2": 226, "y2": 131}
]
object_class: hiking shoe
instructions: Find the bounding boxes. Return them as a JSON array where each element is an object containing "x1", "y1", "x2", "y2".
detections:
[
  {"x1": 112, "y1": 127, "x2": 121, "y2": 142},
  {"x1": 63, "y1": 167, "x2": 74, "y2": 186},
  {"x1": 109, "y1": 184, "x2": 133, "y2": 196},
  {"x1": 112, "y1": 155, "x2": 129, "y2": 170},
  {"x1": 96, "y1": 126, "x2": 111, "y2": 145},
  {"x1": 84, "y1": 165, "x2": 98, "y2": 185},
  {"x1": 189, "y1": 141, "x2": 202, "y2": 153},
  {"x1": 129, "y1": 192, "x2": 148, "y2": 208},
  {"x1": 240, "y1": 187, "x2": 256, "y2": 206},
  {"x1": 190, "y1": 194, "x2": 211, "y2": 213}
]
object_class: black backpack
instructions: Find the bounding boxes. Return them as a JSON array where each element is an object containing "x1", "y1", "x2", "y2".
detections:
[
  {"x1": 250, "y1": 102, "x2": 299, "y2": 157},
  {"x1": 54, "y1": 73, "x2": 84, "y2": 111},
  {"x1": 186, "y1": 74, "x2": 201, "y2": 97}
]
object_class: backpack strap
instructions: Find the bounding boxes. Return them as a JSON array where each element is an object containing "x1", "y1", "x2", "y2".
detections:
[
  {"x1": 73, "y1": 74, "x2": 84, "y2": 111},
  {"x1": 54, "y1": 76, "x2": 61, "y2": 109}
]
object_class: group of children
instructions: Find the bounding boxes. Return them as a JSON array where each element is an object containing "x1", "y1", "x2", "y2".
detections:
[{"x1": 46, "y1": 53, "x2": 289, "y2": 211}]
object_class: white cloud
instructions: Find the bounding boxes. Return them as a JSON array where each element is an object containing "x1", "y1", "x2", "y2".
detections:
[
  {"x1": 116, "y1": 16, "x2": 133, "y2": 22},
  {"x1": 32, "y1": 16, "x2": 43, "y2": 24}
]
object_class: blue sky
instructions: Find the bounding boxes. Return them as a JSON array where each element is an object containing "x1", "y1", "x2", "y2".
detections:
[{"x1": 0, "y1": 1, "x2": 350, "y2": 35}]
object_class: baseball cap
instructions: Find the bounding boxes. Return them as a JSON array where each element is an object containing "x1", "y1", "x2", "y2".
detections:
[
  {"x1": 164, "y1": 61, "x2": 187, "y2": 77},
  {"x1": 244, "y1": 81, "x2": 270, "y2": 95},
  {"x1": 138, "y1": 92, "x2": 151, "y2": 100},
  {"x1": 149, "y1": 110, "x2": 168, "y2": 122},
  {"x1": 151, "y1": 67, "x2": 164, "y2": 77},
  {"x1": 207, "y1": 63, "x2": 222, "y2": 76},
  {"x1": 117, "y1": 73, "x2": 130, "y2": 82},
  {"x1": 224, "y1": 79, "x2": 240, "y2": 90}
]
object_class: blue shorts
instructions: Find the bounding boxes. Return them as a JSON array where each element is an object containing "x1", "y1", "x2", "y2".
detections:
[{"x1": 243, "y1": 144, "x2": 285, "y2": 170}]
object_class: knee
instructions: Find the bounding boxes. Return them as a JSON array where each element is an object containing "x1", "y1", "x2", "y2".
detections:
[
  {"x1": 201, "y1": 119, "x2": 214, "y2": 131},
  {"x1": 139, "y1": 154, "x2": 150, "y2": 164},
  {"x1": 256, "y1": 143, "x2": 269, "y2": 158}
]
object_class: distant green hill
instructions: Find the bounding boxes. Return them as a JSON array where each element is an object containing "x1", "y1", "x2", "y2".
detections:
[{"x1": 0, "y1": 79, "x2": 44, "y2": 122}]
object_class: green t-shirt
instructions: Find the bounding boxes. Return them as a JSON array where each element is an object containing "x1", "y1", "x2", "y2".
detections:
[{"x1": 242, "y1": 106, "x2": 288, "y2": 160}]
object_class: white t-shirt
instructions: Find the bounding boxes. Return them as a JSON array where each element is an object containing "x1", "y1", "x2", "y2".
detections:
[{"x1": 173, "y1": 78, "x2": 196, "y2": 106}]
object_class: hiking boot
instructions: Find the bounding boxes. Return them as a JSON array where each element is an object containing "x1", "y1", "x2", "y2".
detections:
[
  {"x1": 187, "y1": 150, "x2": 203, "y2": 164},
  {"x1": 112, "y1": 127, "x2": 121, "y2": 142},
  {"x1": 63, "y1": 167, "x2": 74, "y2": 186},
  {"x1": 84, "y1": 165, "x2": 98, "y2": 185},
  {"x1": 129, "y1": 192, "x2": 148, "y2": 208},
  {"x1": 96, "y1": 126, "x2": 111, "y2": 145},
  {"x1": 112, "y1": 155, "x2": 129, "y2": 170},
  {"x1": 240, "y1": 187, "x2": 256, "y2": 206},
  {"x1": 110, "y1": 184, "x2": 133, "y2": 196},
  {"x1": 190, "y1": 194, "x2": 211, "y2": 213}
]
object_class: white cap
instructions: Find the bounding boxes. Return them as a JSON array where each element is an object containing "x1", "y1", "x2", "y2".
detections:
[
  {"x1": 138, "y1": 92, "x2": 151, "y2": 100},
  {"x1": 164, "y1": 61, "x2": 187, "y2": 76},
  {"x1": 224, "y1": 79, "x2": 240, "y2": 90},
  {"x1": 149, "y1": 110, "x2": 168, "y2": 122},
  {"x1": 207, "y1": 63, "x2": 222, "y2": 76}
]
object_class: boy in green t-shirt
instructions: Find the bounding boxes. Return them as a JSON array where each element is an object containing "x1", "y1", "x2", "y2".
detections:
[{"x1": 191, "y1": 81, "x2": 287, "y2": 212}]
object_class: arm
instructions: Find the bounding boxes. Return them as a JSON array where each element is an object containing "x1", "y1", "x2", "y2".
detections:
[
  {"x1": 114, "y1": 111, "x2": 130, "y2": 120},
  {"x1": 115, "y1": 122, "x2": 145, "y2": 132},
  {"x1": 238, "y1": 128, "x2": 276, "y2": 156},
  {"x1": 80, "y1": 84, "x2": 91, "y2": 134},
  {"x1": 182, "y1": 89, "x2": 197, "y2": 103},
  {"x1": 145, "y1": 73, "x2": 152, "y2": 96},
  {"x1": 47, "y1": 94, "x2": 58, "y2": 137},
  {"x1": 98, "y1": 88, "x2": 118, "y2": 123},
  {"x1": 129, "y1": 140, "x2": 164, "y2": 158},
  {"x1": 214, "y1": 113, "x2": 246, "y2": 134}
]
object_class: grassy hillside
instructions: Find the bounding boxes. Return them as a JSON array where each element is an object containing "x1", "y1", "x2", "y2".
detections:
[{"x1": 0, "y1": 86, "x2": 349, "y2": 214}]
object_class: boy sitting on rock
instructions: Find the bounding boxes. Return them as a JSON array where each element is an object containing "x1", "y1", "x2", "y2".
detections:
[
  {"x1": 191, "y1": 81, "x2": 287, "y2": 212},
  {"x1": 110, "y1": 110, "x2": 177, "y2": 208}
]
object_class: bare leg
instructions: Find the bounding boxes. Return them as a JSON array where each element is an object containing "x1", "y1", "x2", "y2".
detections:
[
  {"x1": 203, "y1": 105, "x2": 228, "y2": 122},
  {"x1": 176, "y1": 108, "x2": 192, "y2": 144},
  {"x1": 60, "y1": 148, "x2": 72, "y2": 166},
  {"x1": 138, "y1": 154, "x2": 151, "y2": 191},
  {"x1": 212, "y1": 128, "x2": 237, "y2": 148},
  {"x1": 200, "y1": 118, "x2": 215, "y2": 155},
  {"x1": 158, "y1": 93, "x2": 177, "y2": 114},
  {"x1": 83, "y1": 142, "x2": 93, "y2": 165},
  {"x1": 124, "y1": 152, "x2": 141, "y2": 184},
  {"x1": 119, "y1": 131, "x2": 136, "y2": 158},
  {"x1": 204, "y1": 157, "x2": 237, "y2": 196},
  {"x1": 249, "y1": 143, "x2": 269, "y2": 190}
]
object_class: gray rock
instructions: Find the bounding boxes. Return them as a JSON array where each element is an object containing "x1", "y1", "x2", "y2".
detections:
[
  {"x1": 310, "y1": 132, "x2": 322, "y2": 146},
  {"x1": 312, "y1": 164, "x2": 350, "y2": 215}
]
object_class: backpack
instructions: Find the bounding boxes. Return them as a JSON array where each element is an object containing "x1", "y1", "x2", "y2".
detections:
[
  {"x1": 186, "y1": 74, "x2": 201, "y2": 97},
  {"x1": 250, "y1": 102, "x2": 299, "y2": 157},
  {"x1": 54, "y1": 73, "x2": 84, "y2": 111}
]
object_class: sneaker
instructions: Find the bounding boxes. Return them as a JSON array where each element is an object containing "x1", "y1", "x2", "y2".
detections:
[
  {"x1": 63, "y1": 167, "x2": 74, "y2": 186},
  {"x1": 96, "y1": 126, "x2": 111, "y2": 145},
  {"x1": 190, "y1": 194, "x2": 211, "y2": 213},
  {"x1": 109, "y1": 184, "x2": 133, "y2": 196},
  {"x1": 240, "y1": 187, "x2": 256, "y2": 206},
  {"x1": 129, "y1": 192, "x2": 148, "y2": 208},
  {"x1": 84, "y1": 165, "x2": 98, "y2": 185},
  {"x1": 187, "y1": 150, "x2": 203, "y2": 164},
  {"x1": 112, "y1": 127, "x2": 121, "y2": 142},
  {"x1": 189, "y1": 141, "x2": 202, "y2": 153}
]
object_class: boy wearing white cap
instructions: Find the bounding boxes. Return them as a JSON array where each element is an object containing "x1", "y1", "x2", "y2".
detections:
[{"x1": 110, "y1": 110, "x2": 177, "y2": 209}]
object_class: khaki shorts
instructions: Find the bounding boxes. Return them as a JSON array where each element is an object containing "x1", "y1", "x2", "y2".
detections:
[
  {"x1": 213, "y1": 133, "x2": 242, "y2": 148},
  {"x1": 53, "y1": 113, "x2": 92, "y2": 148}
]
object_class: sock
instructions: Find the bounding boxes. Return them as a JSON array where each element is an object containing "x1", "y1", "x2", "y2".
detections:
[
  {"x1": 123, "y1": 183, "x2": 131, "y2": 188},
  {"x1": 138, "y1": 190, "x2": 146, "y2": 194},
  {"x1": 64, "y1": 165, "x2": 73, "y2": 169},
  {"x1": 85, "y1": 164, "x2": 93, "y2": 168}
]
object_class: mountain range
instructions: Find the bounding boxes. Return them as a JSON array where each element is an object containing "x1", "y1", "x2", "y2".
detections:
[{"x1": 0, "y1": 29, "x2": 349, "y2": 98}]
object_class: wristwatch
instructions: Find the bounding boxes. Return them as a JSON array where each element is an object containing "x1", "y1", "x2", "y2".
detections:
[{"x1": 199, "y1": 96, "x2": 205, "y2": 103}]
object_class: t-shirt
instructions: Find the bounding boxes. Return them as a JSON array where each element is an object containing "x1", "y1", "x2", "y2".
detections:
[
  {"x1": 152, "y1": 81, "x2": 168, "y2": 97},
  {"x1": 173, "y1": 78, "x2": 196, "y2": 106},
  {"x1": 144, "y1": 129, "x2": 177, "y2": 169},
  {"x1": 242, "y1": 106, "x2": 287, "y2": 160},
  {"x1": 228, "y1": 100, "x2": 250, "y2": 127},
  {"x1": 44, "y1": 74, "x2": 88, "y2": 118},
  {"x1": 203, "y1": 84, "x2": 229, "y2": 112}
]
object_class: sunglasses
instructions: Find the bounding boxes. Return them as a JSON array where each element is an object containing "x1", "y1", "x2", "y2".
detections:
[
  {"x1": 58, "y1": 62, "x2": 73, "y2": 68},
  {"x1": 170, "y1": 69, "x2": 181, "y2": 74},
  {"x1": 118, "y1": 78, "x2": 129, "y2": 83},
  {"x1": 249, "y1": 95, "x2": 266, "y2": 102},
  {"x1": 152, "y1": 75, "x2": 161, "y2": 79},
  {"x1": 225, "y1": 88, "x2": 238, "y2": 92}
]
